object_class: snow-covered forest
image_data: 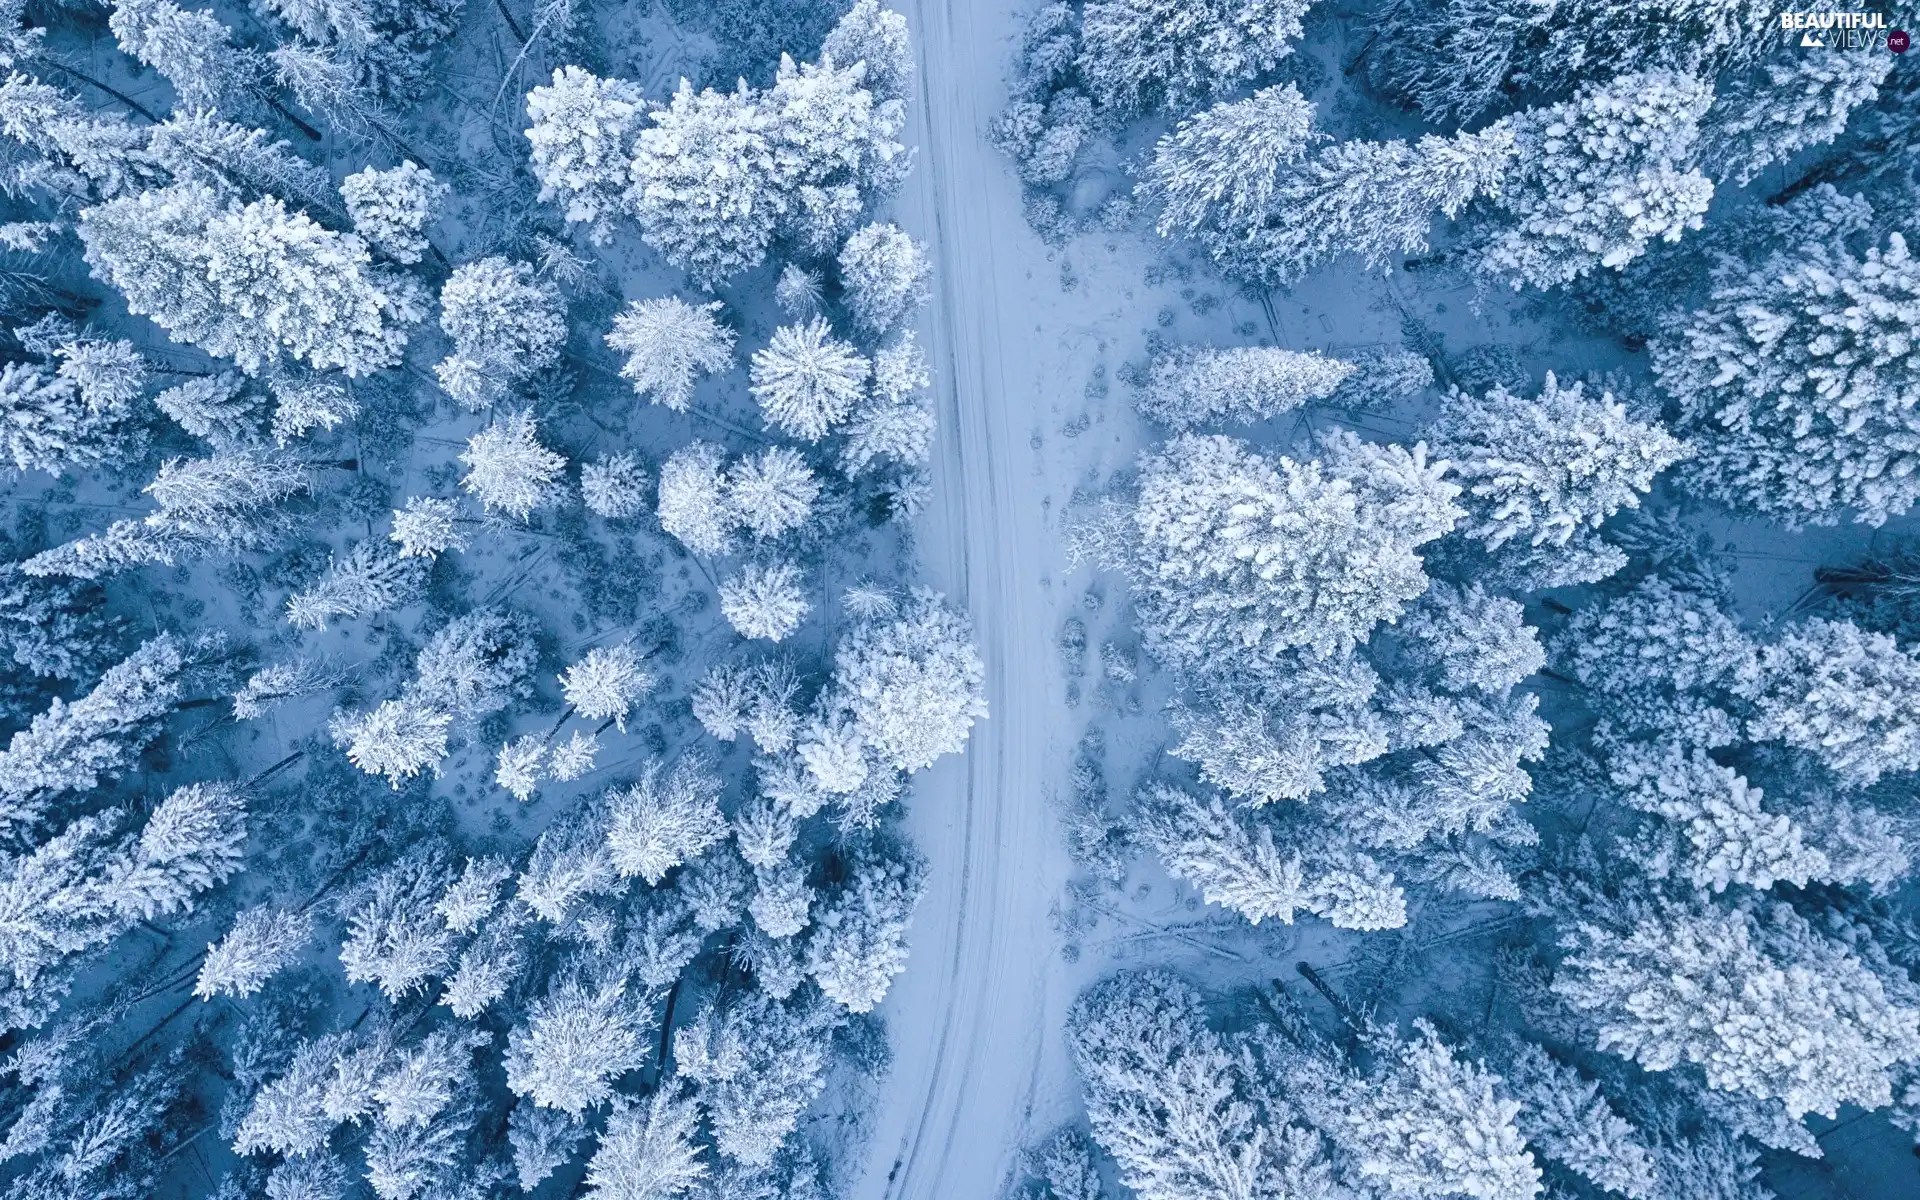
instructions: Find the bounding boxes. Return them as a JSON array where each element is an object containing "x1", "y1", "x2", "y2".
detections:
[{"x1": 0, "y1": 0, "x2": 1913, "y2": 1197}]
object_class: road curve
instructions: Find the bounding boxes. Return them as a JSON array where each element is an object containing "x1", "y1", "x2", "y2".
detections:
[{"x1": 852, "y1": 2, "x2": 1067, "y2": 1197}]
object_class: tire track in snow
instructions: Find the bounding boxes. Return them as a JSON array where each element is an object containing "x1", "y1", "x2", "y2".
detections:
[{"x1": 854, "y1": 1, "x2": 1063, "y2": 1197}]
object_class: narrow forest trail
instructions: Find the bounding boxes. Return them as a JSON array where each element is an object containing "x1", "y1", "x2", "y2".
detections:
[{"x1": 852, "y1": 1, "x2": 1069, "y2": 1196}]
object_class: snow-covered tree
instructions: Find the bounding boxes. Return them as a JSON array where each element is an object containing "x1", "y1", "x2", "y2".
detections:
[
  {"x1": 1428, "y1": 373, "x2": 1688, "y2": 581},
  {"x1": 1077, "y1": 0, "x2": 1304, "y2": 117},
  {"x1": 409, "y1": 606, "x2": 539, "y2": 718},
  {"x1": 285, "y1": 540, "x2": 425, "y2": 630},
  {"x1": 389, "y1": 496, "x2": 468, "y2": 559},
  {"x1": 459, "y1": 409, "x2": 567, "y2": 520},
  {"x1": 843, "y1": 333, "x2": 935, "y2": 474},
  {"x1": 1137, "y1": 345, "x2": 1354, "y2": 429},
  {"x1": 1480, "y1": 71, "x2": 1713, "y2": 290},
  {"x1": 0, "y1": 635, "x2": 189, "y2": 838},
  {"x1": 1071, "y1": 970, "x2": 1328, "y2": 1200},
  {"x1": 1143, "y1": 83, "x2": 1316, "y2": 250},
  {"x1": 1552, "y1": 892, "x2": 1920, "y2": 1118},
  {"x1": 435, "y1": 856, "x2": 511, "y2": 933},
  {"x1": 1653, "y1": 231, "x2": 1920, "y2": 526},
  {"x1": 0, "y1": 356, "x2": 137, "y2": 477},
  {"x1": 805, "y1": 849, "x2": 923, "y2": 1011},
  {"x1": 584, "y1": 1085, "x2": 707, "y2": 1200},
  {"x1": 153, "y1": 372, "x2": 256, "y2": 447},
  {"x1": 1501, "y1": 1042, "x2": 1658, "y2": 1200},
  {"x1": 108, "y1": 0, "x2": 261, "y2": 115},
  {"x1": 339, "y1": 854, "x2": 457, "y2": 1000},
  {"x1": 720, "y1": 561, "x2": 811, "y2": 642},
  {"x1": 81, "y1": 184, "x2": 426, "y2": 376},
  {"x1": 1746, "y1": 618, "x2": 1920, "y2": 787},
  {"x1": 838, "y1": 222, "x2": 930, "y2": 337},
  {"x1": 329, "y1": 699, "x2": 450, "y2": 787},
  {"x1": 559, "y1": 644, "x2": 653, "y2": 730},
  {"x1": 727, "y1": 446, "x2": 819, "y2": 539},
  {"x1": 832, "y1": 588, "x2": 986, "y2": 772},
  {"x1": 495, "y1": 735, "x2": 546, "y2": 802},
  {"x1": 749, "y1": 862, "x2": 812, "y2": 938},
  {"x1": 1102, "y1": 431, "x2": 1460, "y2": 670},
  {"x1": 1399, "y1": 583, "x2": 1544, "y2": 697},
  {"x1": 525, "y1": 66, "x2": 644, "y2": 244},
  {"x1": 605, "y1": 297, "x2": 734, "y2": 411},
  {"x1": 655, "y1": 441, "x2": 735, "y2": 556},
  {"x1": 627, "y1": 79, "x2": 781, "y2": 288},
  {"x1": 672, "y1": 993, "x2": 831, "y2": 1167},
  {"x1": 433, "y1": 258, "x2": 566, "y2": 409},
  {"x1": 750, "y1": 317, "x2": 870, "y2": 441},
  {"x1": 821, "y1": 0, "x2": 915, "y2": 104},
  {"x1": 340, "y1": 162, "x2": 446, "y2": 265},
  {"x1": 1705, "y1": 50, "x2": 1890, "y2": 187},
  {"x1": 581, "y1": 453, "x2": 649, "y2": 520},
  {"x1": 1305, "y1": 1021, "x2": 1541, "y2": 1200},
  {"x1": 605, "y1": 756, "x2": 727, "y2": 885},
  {"x1": 504, "y1": 976, "x2": 651, "y2": 1115}
]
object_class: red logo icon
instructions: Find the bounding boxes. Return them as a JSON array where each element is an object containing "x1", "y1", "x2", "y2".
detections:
[{"x1": 1892, "y1": 28, "x2": 1912, "y2": 51}]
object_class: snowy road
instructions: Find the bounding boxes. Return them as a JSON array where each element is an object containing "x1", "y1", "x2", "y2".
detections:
[{"x1": 853, "y1": 1, "x2": 1073, "y2": 1196}]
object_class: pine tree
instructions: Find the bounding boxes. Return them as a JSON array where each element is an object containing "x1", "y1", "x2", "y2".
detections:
[
  {"x1": 1479, "y1": 71, "x2": 1714, "y2": 290},
  {"x1": 197, "y1": 906, "x2": 313, "y2": 999},
  {"x1": 672, "y1": 993, "x2": 831, "y2": 1167},
  {"x1": 1398, "y1": 583, "x2": 1544, "y2": 696},
  {"x1": 1552, "y1": 892, "x2": 1920, "y2": 1118},
  {"x1": 234, "y1": 1032, "x2": 352, "y2": 1157},
  {"x1": 605, "y1": 297, "x2": 735, "y2": 411},
  {"x1": 821, "y1": 0, "x2": 915, "y2": 104},
  {"x1": 628, "y1": 79, "x2": 781, "y2": 288},
  {"x1": 1501, "y1": 1042, "x2": 1659, "y2": 1199},
  {"x1": 605, "y1": 756, "x2": 728, "y2": 885},
  {"x1": 727, "y1": 446, "x2": 819, "y2": 539},
  {"x1": 285, "y1": 540, "x2": 426, "y2": 630},
  {"x1": 750, "y1": 318, "x2": 870, "y2": 441},
  {"x1": 142, "y1": 109, "x2": 335, "y2": 210},
  {"x1": 1240, "y1": 125, "x2": 1516, "y2": 285},
  {"x1": 0, "y1": 634, "x2": 188, "y2": 839},
  {"x1": 0, "y1": 72, "x2": 160, "y2": 198},
  {"x1": 268, "y1": 373, "x2": 359, "y2": 443},
  {"x1": 1653, "y1": 231, "x2": 1920, "y2": 526},
  {"x1": 1142, "y1": 84, "x2": 1316, "y2": 250},
  {"x1": 408, "y1": 606, "x2": 539, "y2": 718},
  {"x1": 436, "y1": 855, "x2": 512, "y2": 933},
  {"x1": 581, "y1": 453, "x2": 650, "y2": 520},
  {"x1": 1109, "y1": 432, "x2": 1460, "y2": 671},
  {"x1": 459, "y1": 409, "x2": 567, "y2": 520},
  {"x1": 389, "y1": 496, "x2": 468, "y2": 559},
  {"x1": 720, "y1": 561, "x2": 811, "y2": 642},
  {"x1": 1705, "y1": 50, "x2": 1890, "y2": 186},
  {"x1": 1137, "y1": 344, "x2": 1355, "y2": 429},
  {"x1": 339, "y1": 854, "x2": 457, "y2": 1001},
  {"x1": 1306, "y1": 1021, "x2": 1541, "y2": 1200},
  {"x1": 505, "y1": 976, "x2": 651, "y2": 1115},
  {"x1": 0, "y1": 565, "x2": 123, "y2": 683},
  {"x1": 0, "y1": 359, "x2": 136, "y2": 476},
  {"x1": 843, "y1": 333, "x2": 935, "y2": 474},
  {"x1": 525, "y1": 66, "x2": 645, "y2": 244},
  {"x1": 584, "y1": 1085, "x2": 708, "y2": 1200},
  {"x1": 510, "y1": 1100, "x2": 585, "y2": 1191},
  {"x1": 1428, "y1": 373, "x2": 1689, "y2": 573},
  {"x1": 1070, "y1": 970, "x2": 1324, "y2": 1200},
  {"x1": 433, "y1": 258, "x2": 566, "y2": 409},
  {"x1": 656, "y1": 441, "x2": 736, "y2": 556},
  {"x1": 837, "y1": 222, "x2": 931, "y2": 337},
  {"x1": 101, "y1": 780, "x2": 246, "y2": 919},
  {"x1": 340, "y1": 162, "x2": 446, "y2": 265},
  {"x1": 108, "y1": 0, "x2": 262, "y2": 115},
  {"x1": 330, "y1": 699, "x2": 451, "y2": 787},
  {"x1": 1746, "y1": 618, "x2": 1920, "y2": 787},
  {"x1": 1076, "y1": 0, "x2": 1305, "y2": 117},
  {"x1": 1131, "y1": 783, "x2": 1310, "y2": 925},
  {"x1": 832, "y1": 587, "x2": 986, "y2": 773},
  {"x1": 152, "y1": 372, "x2": 258, "y2": 447},
  {"x1": 201, "y1": 195, "x2": 426, "y2": 376},
  {"x1": 805, "y1": 849, "x2": 922, "y2": 1011},
  {"x1": 559, "y1": 644, "x2": 654, "y2": 730}
]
